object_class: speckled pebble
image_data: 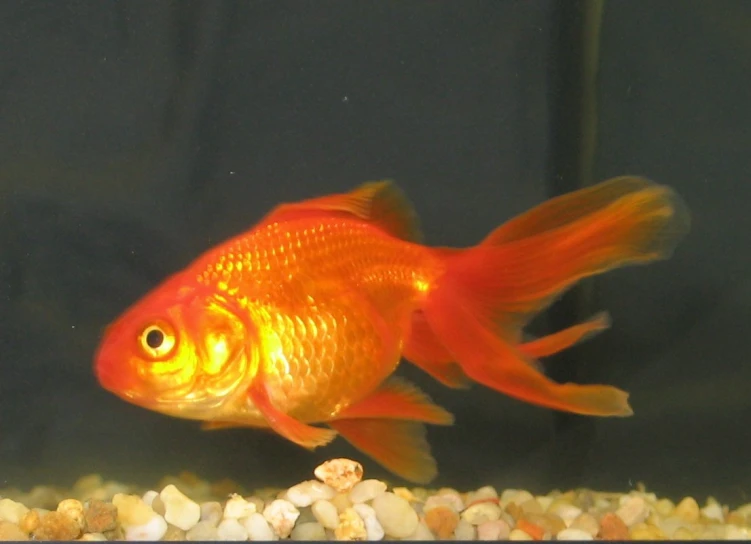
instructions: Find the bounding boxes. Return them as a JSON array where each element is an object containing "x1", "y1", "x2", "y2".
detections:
[
  {"x1": 240, "y1": 512, "x2": 275, "y2": 541},
  {"x1": 285, "y1": 480, "x2": 336, "y2": 508},
  {"x1": 160, "y1": 485, "x2": 200, "y2": 531},
  {"x1": 216, "y1": 518, "x2": 248, "y2": 541},
  {"x1": 462, "y1": 502, "x2": 501, "y2": 525},
  {"x1": 56, "y1": 498, "x2": 84, "y2": 531},
  {"x1": 262, "y1": 499, "x2": 300, "y2": 538},
  {"x1": 348, "y1": 479, "x2": 387, "y2": 504},
  {"x1": 83, "y1": 500, "x2": 118, "y2": 534},
  {"x1": 335, "y1": 507, "x2": 367, "y2": 540},
  {"x1": 314, "y1": 459, "x2": 363, "y2": 493},
  {"x1": 557, "y1": 527, "x2": 595, "y2": 540},
  {"x1": 424, "y1": 505, "x2": 459, "y2": 539},
  {"x1": 372, "y1": 492, "x2": 418, "y2": 538}
]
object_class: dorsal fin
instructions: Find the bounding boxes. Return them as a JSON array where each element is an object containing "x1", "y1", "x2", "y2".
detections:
[{"x1": 265, "y1": 180, "x2": 422, "y2": 242}]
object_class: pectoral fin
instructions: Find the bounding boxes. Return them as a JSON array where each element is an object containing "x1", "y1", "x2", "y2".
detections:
[{"x1": 248, "y1": 381, "x2": 338, "y2": 450}]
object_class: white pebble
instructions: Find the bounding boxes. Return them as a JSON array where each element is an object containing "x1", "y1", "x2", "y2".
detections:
[
  {"x1": 285, "y1": 480, "x2": 336, "y2": 507},
  {"x1": 372, "y1": 492, "x2": 418, "y2": 538},
  {"x1": 407, "y1": 521, "x2": 436, "y2": 541},
  {"x1": 0, "y1": 498, "x2": 29, "y2": 524},
  {"x1": 549, "y1": 503, "x2": 583, "y2": 526},
  {"x1": 263, "y1": 499, "x2": 300, "y2": 538},
  {"x1": 160, "y1": 484, "x2": 201, "y2": 531},
  {"x1": 477, "y1": 519, "x2": 510, "y2": 540},
  {"x1": 557, "y1": 527, "x2": 594, "y2": 541},
  {"x1": 701, "y1": 502, "x2": 724, "y2": 522},
  {"x1": 290, "y1": 521, "x2": 326, "y2": 541},
  {"x1": 311, "y1": 500, "x2": 339, "y2": 530},
  {"x1": 223, "y1": 494, "x2": 256, "y2": 519},
  {"x1": 242, "y1": 512, "x2": 276, "y2": 541},
  {"x1": 462, "y1": 502, "x2": 501, "y2": 525},
  {"x1": 348, "y1": 479, "x2": 387, "y2": 504},
  {"x1": 353, "y1": 503, "x2": 385, "y2": 540},
  {"x1": 725, "y1": 525, "x2": 751, "y2": 540},
  {"x1": 124, "y1": 513, "x2": 168, "y2": 541},
  {"x1": 141, "y1": 491, "x2": 158, "y2": 508},
  {"x1": 454, "y1": 519, "x2": 476, "y2": 540},
  {"x1": 200, "y1": 501, "x2": 223, "y2": 526},
  {"x1": 217, "y1": 518, "x2": 248, "y2": 540},
  {"x1": 186, "y1": 520, "x2": 219, "y2": 541},
  {"x1": 615, "y1": 495, "x2": 648, "y2": 527}
]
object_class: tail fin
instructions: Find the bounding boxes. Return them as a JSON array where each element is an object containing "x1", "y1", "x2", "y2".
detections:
[{"x1": 406, "y1": 176, "x2": 689, "y2": 416}]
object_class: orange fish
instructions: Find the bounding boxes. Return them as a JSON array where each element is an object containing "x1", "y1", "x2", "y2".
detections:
[{"x1": 94, "y1": 177, "x2": 689, "y2": 483}]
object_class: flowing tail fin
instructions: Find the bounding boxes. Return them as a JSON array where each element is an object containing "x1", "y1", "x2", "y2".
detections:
[{"x1": 405, "y1": 176, "x2": 689, "y2": 416}]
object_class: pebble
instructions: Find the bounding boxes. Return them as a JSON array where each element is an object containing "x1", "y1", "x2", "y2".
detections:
[
  {"x1": 675, "y1": 496, "x2": 701, "y2": 522},
  {"x1": 199, "y1": 502, "x2": 223, "y2": 526},
  {"x1": 285, "y1": 480, "x2": 335, "y2": 507},
  {"x1": 500, "y1": 489, "x2": 534, "y2": 508},
  {"x1": 599, "y1": 512, "x2": 630, "y2": 540},
  {"x1": 702, "y1": 501, "x2": 725, "y2": 522},
  {"x1": 462, "y1": 502, "x2": 501, "y2": 525},
  {"x1": 454, "y1": 519, "x2": 476, "y2": 540},
  {"x1": 372, "y1": 492, "x2": 418, "y2": 538},
  {"x1": 216, "y1": 518, "x2": 248, "y2": 541},
  {"x1": 141, "y1": 491, "x2": 159, "y2": 509},
  {"x1": 477, "y1": 519, "x2": 511, "y2": 540},
  {"x1": 424, "y1": 505, "x2": 459, "y2": 539},
  {"x1": 0, "y1": 498, "x2": 29, "y2": 524},
  {"x1": 353, "y1": 503, "x2": 385, "y2": 540},
  {"x1": 466, "y1": 486, "x2": 498, "y2": 506},
  {"x1": 31, "y1": 510, "x2": 81, "y2": 540},
  {"x1": 548, "y1": 501, "x2": 583, "y2": 526},
  {"x1": 83, "y1": 500, "x2": 118, "y2": 534},
  {"x1": 123, "y1": 512, "x2": 168, "y2": 541},
  {"x1": 568, "y1": 512, "x2": 600, "y2": 537},
  {"x1": 112, "y1": 494, "x2": 154, "y2": 526},
  {"x1": 240, "y1": 512, "x2": 275, "y2": 541},
  {"x1": 311, "y1": 500, "x2": 339, "y2": 530},
  {"x1": 56, "y1": 498, "x2": 84, "y2": 531},
  {"x1": 335, "y1": 507, "x2": 367, "y2": 540},
  {"x1": 160, "y1": 485, "x2": 200, "y2": 531},
  {"x1": 424, "y1": 491, "x2": 465, "y2": 513},
  {"x1": 290, "y1": 521, "x2": 326, "y2": 541},
  {"x1": 223, "y1": 494, "x2": 256, "y2": 520},
  {"x1": 557, "y1": 527, "x2": 595, "y2": 540},
  {"x1": 262, "y1": 499, "x2": 300, "y2": 538},
  {"x1": 185, "y1": 520, "x2": 219, "y2": 541},
  {"x1": 615, "y1": 495, "x2": 649, "y2": 527},
  {"x1": 79, "y1": 532, "x2": 108, "y2": 541},
  {"x1": 509, "y1": 528, "x2": 534, "y2": 540},
  {"x1": 348, "y1": 479, "x2": 387, "y2": 504},
  {"x1": 313, "y1": 459, "x2": 363, "y2": 493},
  {"x1": 0, "y1": 520, "x2": 29, "y2": 541}
]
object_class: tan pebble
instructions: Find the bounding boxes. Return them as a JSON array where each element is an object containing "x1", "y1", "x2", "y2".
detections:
[
  {"x1": 616, "y1": 495, "x2": 649, "y2": 527},
  {"x1": 185, "y1": 520, "x2": 219, "y2": 541},
  {"x1": 150, "y1": 495, "x2": 166, "y2": 516},
  {"x1": 519, "y1": 498, "x2": 543, "y2": 515},
  {"x1": 505, "y1": 502, "x2": 523, "y2": 522},
  {"x1": 535, "y1": 496, "x2": 553, "y2": 512},
  {"x1": 314, "y1": 458, "x2": 363, "y2": 493},
  {"x1": 727, "y1": 512, "x2": 747, "y2": 527},
  {"x1": 57, "y1": 499, "x2": 85, "y2": 531},
  {"x1": 162, "y1": 523, "x2": 187, "y2": 541},
  {"x1": 393, "y1": 487, "x2": 417, "y2": 502},
  {"x1": 509, "y1": 527, "x2": 533, "y2": 540},
  {"x1": 335, "y1": 507, "x2": 367, "y2": 540},
  {"x1": 198, "y1": 501, "x2": 222, "y2": 526},
  {"x1": 18, "y1": 510, "x2": 40, "y2": 534},
  {"x1": 0, "y1": 520, "x2": 29, "y2": 541},
  {"x1": 78, "y1": 532, "x2": 108, "y2": 541},
  {"x1": 112, "y1": 493, "x2": 154, "y2": 526},
  {"x1": 262, "y1": 499, "x2": 300, "y2": 538},
  {"x1": 725, "y1": 524, "x2": 751, "y2": 539},
  {"x1": 311, "y1": 500, "x2": 339, "y2": 530},
  {"x1": 500, "y1": 489, "x2": 534, "y2": 508},
  {"x1": 736, "y1": 502, "x2": 751, "y2": 518},
  {"x1": 73, "y1": 475, "x2": 104, "y2": 496},
  {"x1": 546, "y1": 501, "x2": 582, "y2": 526},
  {"x1": 424, "y1": 505, "x2": 459, "y2": 539},
  {"x1": 477, "y1": 519, "x2": 510, "y2": 540},
  {"x1": 33, "y1": 511, "x2": 82, "y2": 541},
  {"x1": 160, "y1": 485, "x2": 201, "y2": 531},
  {"x1": 674, "y1": 497, "x2": 700, "y2": 522},
  {"x1": 0, "y1": 499, "x2": 29, "y2": 525},
  {"x1": 524, "y1": 513, "x2": 564, "y2": 535},
  {"x1": 557, "y1": 527, "x2": 594, "y2": 540},
  {"x1": 462, "y1": 502, "x2": 501, "y2": 525},
  {"x1": 291, "y1": 521, "x2": 326, "y2": 541},
  {"x1": 454, "y1": 519, "x2": 476, "y2": 540},
  {"x1": 598, "y1": 512, "x2": 630, "y2": 540},
  {"x1": 372, "y1": 492, "x2": 418, "y2": 538},
  {"x1": 672, "y1": 526, "x2": 695, "y2": 540},
  {"x1": 348, "y1": 479, "x2": 387, "y2": 504},
  {"x1": 330, "y1": 492, "x2": 352, "y2": 513},
  {"x1": 83, "y1": 500, "x2": 117, "y2": 534},
  {"x1": 568, "y1": 513, "x2": 599, "y2": 537},
  {"x1": 700, "y1": 502, "x2": 724, "y2": 523},
  {"x1": 425, "y1": 491, "x2": 464, "y2": 513},
  {"x1": 467, "y1": 486, "x2": 499, "y2": 506},
  {"x1": 629, "y1": 522, "x2": 665, "y2": 540},
  {"x1": 654, "y1": 498, "x2": 675, "y2": 517}
]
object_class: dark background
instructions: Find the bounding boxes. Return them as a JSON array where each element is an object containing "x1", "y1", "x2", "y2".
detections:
[{"x1": 1, "y1": 1, "x2": 749, "y2": 505}]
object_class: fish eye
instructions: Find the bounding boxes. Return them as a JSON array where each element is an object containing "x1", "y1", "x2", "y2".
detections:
[{"x1": 138, "y1": 321, "x2": 177, "y2": 359}]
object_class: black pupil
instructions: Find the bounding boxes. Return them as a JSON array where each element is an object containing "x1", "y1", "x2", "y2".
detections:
[{"x1": 146, "y1": 328, "x2": 164, "y2": 349}]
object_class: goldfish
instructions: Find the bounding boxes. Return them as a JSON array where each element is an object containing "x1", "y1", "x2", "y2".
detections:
[{"x1": 94, "y1": 176, "x2": 689, "y2": 483}]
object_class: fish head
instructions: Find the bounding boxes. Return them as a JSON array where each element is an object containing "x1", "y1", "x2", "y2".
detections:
[{"x1": 94, "y1": 274, "x2": 255, "y2": 420}]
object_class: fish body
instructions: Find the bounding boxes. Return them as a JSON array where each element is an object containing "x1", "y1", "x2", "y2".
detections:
[{"x1": 95, "y1": 177, "x2": 689, "y2": 483}]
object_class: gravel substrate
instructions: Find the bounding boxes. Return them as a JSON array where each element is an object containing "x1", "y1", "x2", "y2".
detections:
[{"x1": 0, "y1": 457, "x2": 749, "y2": 541}]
